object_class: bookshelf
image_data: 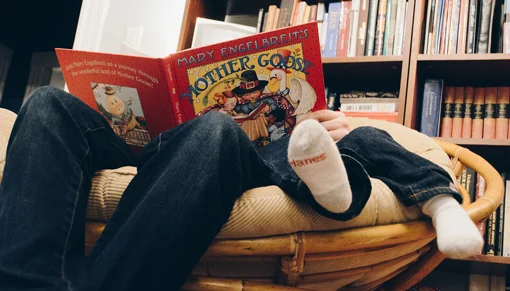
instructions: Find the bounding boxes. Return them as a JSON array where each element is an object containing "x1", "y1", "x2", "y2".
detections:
[{"x1": 177, "y1": 0, "x2": 416, "y2": 125}]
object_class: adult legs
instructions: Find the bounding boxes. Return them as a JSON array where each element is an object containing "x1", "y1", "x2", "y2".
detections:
[{"x1": 0, "y1": 86, "x2": 138, "y2": 291}]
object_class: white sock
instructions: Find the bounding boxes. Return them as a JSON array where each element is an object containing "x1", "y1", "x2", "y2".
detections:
[
  {"x1": 288, "y1": 119, "x2": 352, "y2": 213},
  {"x1": 421, "y1": 194, "x2": 484, "y2": 259}
]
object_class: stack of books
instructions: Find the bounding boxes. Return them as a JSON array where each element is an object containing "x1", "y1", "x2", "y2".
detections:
[{"x1": 419, "y1": 79, "x2": 510, "y2": 139}]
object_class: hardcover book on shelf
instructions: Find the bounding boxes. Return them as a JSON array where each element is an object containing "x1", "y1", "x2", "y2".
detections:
[{"x1": 55, "y1": 22, "x2": 326, "y2": 149}]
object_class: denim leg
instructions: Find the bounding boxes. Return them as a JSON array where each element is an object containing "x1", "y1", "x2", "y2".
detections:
[
  {"x1": 85, "y1": 112, "x2": 273, "y2": 291},
  {"x1": 337, "y1": 126, "x2": 462, "y2": 206},
  {"x1": 0, "y1": 86, "x2": 137, "y2": 291},
  {"x1": 258, "y1": 137, "x2": 372, "y2": 221}
]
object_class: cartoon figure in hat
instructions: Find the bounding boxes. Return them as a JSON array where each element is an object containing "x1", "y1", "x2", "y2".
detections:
[
  {"x1": 105, "y1": 86, "x2": 140, "y2": 135},
  {"x1": 232, "y1": 70, "x2": 279, "y2": 142}
]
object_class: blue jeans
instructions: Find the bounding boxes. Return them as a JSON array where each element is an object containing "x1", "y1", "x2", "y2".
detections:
[{"x1": 0, "y1": 87, "x2": 461, "y2": 291}]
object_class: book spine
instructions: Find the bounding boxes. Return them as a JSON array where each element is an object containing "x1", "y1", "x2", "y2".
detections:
[
  {"x1": 496, "y1": 174, "x2": 506, "y2": 256},
  {"x1": 393, "y1": 0, "x2": 406, "y2": 55},
  {"x1": 320, "y1": 13, "x2": 329, "y2": 55},
  {"x1": 357, "y1": 0, "x2": 370, "y2": 56},
  {"x1": 466, "y1": 167, "x2": 477, "y2": 202},
  {"x1": 440, "y1": 0, "x2": 451, "y2": 54},
  {"x1": 424, "y1": 0, "x2": 434, "y2": 53},
  {"x1": 349, "y1": 0, "x2": 361, "y2": 57},
  {"x1": 309, "y1": 5, "x2": 318, "y2": 22},
  {"x1": 159, "y1": 56, "x2": 182, "y2": 126},
  {"x1": 366, "y1": 0, "x2": 380, "y2": 55},
  {"x1": 485, "y1": 209, "x2": 497, "y2": 255},
  {"x1": 441, "y1": 86, "x2": 455, "y2": 137},
  {"x1": 452, "y1": 86, "x2": 465, "y2": 138},
  {"x1": 338, "y1": 1, "x2": 352, "y2": 57},
  {"x1": 449, "y1": 0, "x2": 462, "y2": 54},
  {"x1": 458, "y1": 0, "x2": 471, "y2": 53},
  {"x1": 496, "y1": 86, "x2": 510, "y2": 139},
  {"x1": 327, "y1": 91, "x2": 339, "y2": 111},
  {"x1": 273, "y1": 8, "x2": 281, "y2": 30},
  {"x1": 476, "y1": 174, "x2": 488, "y2": 236},
  {"x1": 383, "y1": 0, "x2": 394, "y2": 55},
  {"x1": 431, "y1": 0, "x2": 442, "y2": 54},
  {"x1": 477, "y1": 0, "x2": 493, "y2": 53},
  {"x1": 265, "y1": 5, "x2": 277, "y2": 32},
  {"x1": 472, "y1": 87, "x2": 486, "y2": 138},
  {"x1": 462, "y1": 86, "x2": 474, "y2": 138},
  {"x1": 277, "y1": 0, "x2": 295, "y2": 28},
  {"x1": 256, "y1": 8, "x2": 265, "y2": 33},
  {"x1": 502, "y1": 179, "x2": 510, "y2": 257},
  {"x1": 483, "y1": 86, "x2": 497, "y2": 139},
  {"x1": 324, "y1": 2, "x2": 342, "y2": 58},
  {"x1": 375, "y1": 0, "x2": 388, "y2": 55},
  {"x1": 421, "y1": 79, "x2": 444, "y2": 137},
  {"x1": 435, "y1": 0, "x2": 446, "y2": 54},
  {"x1": 467, "y1": 0, "x2": 479, "y2": 53}
]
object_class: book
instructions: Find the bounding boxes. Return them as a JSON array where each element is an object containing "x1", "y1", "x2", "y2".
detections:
[
  {"x1": 56, "y1": 22, "x2": 326, "y2": 149},
  {"x1": 374, "y1": 0, "x2": 388, "y2": 55},
  {"x1": 420, "y1": 79, "x2": 444, "y2": 137},
  {"x1": 343, "y1": 111, "x2": 399, "y2": 122},
  {"x1": 452, "y1": 86, "x2": 465, "y2": 138},
  {"x1": 467, "y1": 0, "x2": 479, "y2": 53},
  {"x1": 366, "y1": 0, "x2": 380, "y2": 55},
  {"x1": 191, "y1": 18, "x2": 257, "y2": 48},
  {"x1": 324, "y1": 2, "x2": 342, "y2": 57},
  {"x1": 472, "y1": 87, "x2": 486, "y2": 138},
  {"x1": 338, "y1": 1, "x2": 352, "y2": 57},
  {"x1": 357, "y1": 0, "x2": 370, "y2": 56},
  {"x1": 495, "y1": 86, "x2": 509, "y2": 139},
  {"x1": 348, "y1": 0, "x2": 361, "y2": 57},
  {"x1": 440, "y1": 86, "x2": 455, "y2": 138},
  {"x1": 462, "y1": 86, "x2": 474, "y2": 138},
  {"x1": 483, "y1": 86, "x2": 497, "y2": 139}
]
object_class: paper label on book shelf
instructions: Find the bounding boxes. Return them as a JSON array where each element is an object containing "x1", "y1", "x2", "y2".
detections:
[
  {"x1": 497, "y1": 103, "x2": 509, "y2": 118},
  {"x1": 340, "y1": 103, "x2": 396, "y2": 112}
]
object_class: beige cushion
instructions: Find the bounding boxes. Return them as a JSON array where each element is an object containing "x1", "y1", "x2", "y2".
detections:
[{"x1": 0, "y1": 109, "x2": 454, "y2": 239}]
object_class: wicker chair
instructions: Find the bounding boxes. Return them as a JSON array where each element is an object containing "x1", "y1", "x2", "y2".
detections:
[{"x1": 0, "y1": 108, "x2": 504, "y2": 291}]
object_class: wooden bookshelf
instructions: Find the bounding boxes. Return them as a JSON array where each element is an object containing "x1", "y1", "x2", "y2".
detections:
[
  {"x1": 322, "y1": 55, "x2": 403, "y2": 64},
  {"x1": 418, "y1": 53, "x2": 510, "y2": 62},
  {"x1": 464, "y1": 255, "x2": 510, "y2": 265}
]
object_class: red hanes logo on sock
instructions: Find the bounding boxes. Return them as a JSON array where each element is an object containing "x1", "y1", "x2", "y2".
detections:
[{"x1": 289, "y1": 153, "x2": 327, "y2": 167}]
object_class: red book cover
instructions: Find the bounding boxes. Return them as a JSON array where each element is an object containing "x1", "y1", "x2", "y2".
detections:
[{"x1": 56, "y1": 22, "x2": 326, "y2": 149}]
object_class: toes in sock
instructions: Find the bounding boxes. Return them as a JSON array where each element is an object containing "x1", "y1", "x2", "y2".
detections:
[
  {"x1": 421, "y1": 194, "x2": 484, "y2": 259},
  {"x1": 288, "y1": 119, "x2": 352, "y2": 213}
]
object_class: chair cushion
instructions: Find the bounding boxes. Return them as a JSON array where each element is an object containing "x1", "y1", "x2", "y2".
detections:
[{"x1": 0, "y1": 109, "x2": 454, "y2": 239}]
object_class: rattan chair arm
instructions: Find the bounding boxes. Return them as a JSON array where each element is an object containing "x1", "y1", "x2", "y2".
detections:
[{"x1": 434, "y1": 139, "x2": 505, "y2": 224}]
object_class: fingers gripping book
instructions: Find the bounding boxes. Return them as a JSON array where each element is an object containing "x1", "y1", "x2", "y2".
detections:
[{"x1": 56, "y1": 22, "x2": 326, "y2": 149}]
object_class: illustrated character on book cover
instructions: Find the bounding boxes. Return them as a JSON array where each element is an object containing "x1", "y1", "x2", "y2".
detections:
[
  {"x1": 91, "y1": 83, "x2": 151, "y2": 147},
  {"x1": 192, "y1": 45, "x2": 318, "y2": 147}
]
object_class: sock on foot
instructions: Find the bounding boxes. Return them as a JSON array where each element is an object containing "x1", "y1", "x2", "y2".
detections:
[
  {"x1": 288, "y1": 119, "x2": 352, "y2": 213},
  {"x1": 421, "y1": 194, "x2": 484, "y2": 259}
]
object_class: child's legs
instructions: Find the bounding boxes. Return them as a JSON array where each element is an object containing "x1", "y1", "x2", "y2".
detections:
[
  {"x1": 337, "y1": 126, "x2": 463, "y2": 206},
  {"x1": 258, "y1": 137, "x2": 372, "y2": 221}
]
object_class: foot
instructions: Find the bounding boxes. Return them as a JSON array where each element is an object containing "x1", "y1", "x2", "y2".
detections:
[
  {"x1": 421, "y1": 194, "x2": 484, "y2": 259},
  {"x1": 288, "y1": 119, "x2": 352, "y2": 213}
]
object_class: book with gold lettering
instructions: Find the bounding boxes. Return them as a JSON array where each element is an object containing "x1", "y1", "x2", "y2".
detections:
[{"x1": 56, "y1": 22, "x2": 326, "y2": 149}]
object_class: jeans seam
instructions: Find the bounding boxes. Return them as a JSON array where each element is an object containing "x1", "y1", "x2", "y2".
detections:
[{"x1": 61, "y1": 147, "x2": 89, "y2": 291}]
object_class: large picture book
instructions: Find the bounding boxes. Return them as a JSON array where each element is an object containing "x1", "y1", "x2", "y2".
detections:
[{"x1": 56, "y1": 22, "x2": 326, "y2": 149}]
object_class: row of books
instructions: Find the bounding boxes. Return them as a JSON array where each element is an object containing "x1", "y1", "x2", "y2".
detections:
[
  {"x1": 323, "y1": 0, "x2": 408, "y2": 57},
  {"x1": 461, "y1": 168, "x2": 510, "y2": 257},
  {"x1": 423, "y1": 0, "x2": 509, "y2": 54},
  {"x1": 420, "y1": 80, "x2": 510, "y2": 139},
  {"x1": 325, "y1": 89, "x2": 400, "y2": 122},
  {"x1": 254, "y1": 0, "x2": 408, "y2": 58}
]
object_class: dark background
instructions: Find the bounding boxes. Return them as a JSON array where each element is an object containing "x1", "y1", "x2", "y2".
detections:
[{"x1": 0, "y1": 0, "x2": 82, "y2": 111}]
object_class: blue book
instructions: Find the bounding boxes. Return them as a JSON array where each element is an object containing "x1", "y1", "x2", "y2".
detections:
[
  {"x1": 324, "y1": 2, "x2": 342, "y2": 57},
  {"x1": 420, "y1": 79, "x2": 444, "y2": 137}
]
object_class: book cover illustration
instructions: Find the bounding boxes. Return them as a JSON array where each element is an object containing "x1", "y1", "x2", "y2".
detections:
[
  {"x1": 91, "y1": 83, "x2": 151, "y2": 146},
  {"x1": 56, "y1": 22, "x2": 325, "y2": 149},
  {"x1": 182, "y1": 46, "x2": 320, "y2": 146},
  {"x1": 168, "y1": 22, "x2": 326, "y2": 147}
]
